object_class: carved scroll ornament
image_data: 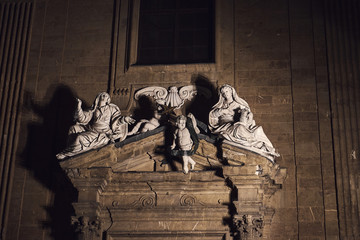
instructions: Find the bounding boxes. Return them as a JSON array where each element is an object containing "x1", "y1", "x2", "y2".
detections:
[{"x1": 134, "y1": 85, "x2": 198, "y2": 109}]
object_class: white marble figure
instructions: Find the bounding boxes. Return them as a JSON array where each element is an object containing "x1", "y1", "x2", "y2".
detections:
[
  {"x1": 209, "y1": 84, "x2": 279, "y2": 160},
  {"x1": 134, "y1": 85, "x2": 198, "y2": 109},
  {"x1": 127, "y1": 110, "x2": 161, "y2": 136},
  {"x1": 171, "y1": 115, "x2": 197, "y2": 174},
  {"x1": 56, "y1": 92, "x2": 135, "y2": 159}
]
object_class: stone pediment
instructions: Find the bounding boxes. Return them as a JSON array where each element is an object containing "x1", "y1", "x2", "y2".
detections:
[
  {"x1": 60, "y1": 127, "x2": 286, "y2": 240},
  {"x1": 60, "y1": 126, "x2": 282, "y2": 178},
  {"x1": 60, "y1": 127, "x2": 166, "y2": 171},
  {"x1": 58, "y1": 84, "x2": 287, "y2": 239}
]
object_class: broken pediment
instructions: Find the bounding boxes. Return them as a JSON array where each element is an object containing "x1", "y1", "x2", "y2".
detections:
[
  {"x1": 60, "y1": 126, "x2": 283, "y2": 176},
  {"x1": 60, "y1": 126, "x2": 286, "y2": 240},
  {"x1": 57, "y1": 84, "x2": 280, "y2": 163},
  {"x1": 57, "y1": 84, "x2": 287, "y2": 239}
]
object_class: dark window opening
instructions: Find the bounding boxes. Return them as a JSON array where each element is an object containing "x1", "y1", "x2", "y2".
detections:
[{"x1": 137, "y1": 0, "x2": 215, "y2": 65}]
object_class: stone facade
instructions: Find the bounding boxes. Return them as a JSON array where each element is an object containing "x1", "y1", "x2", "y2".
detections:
[
  {"x1": 0, "y1": 0, "x2": 359, "y2": 239},
  {"x1": 59, "y1": 130, "x2": 286, "y2": 239}
]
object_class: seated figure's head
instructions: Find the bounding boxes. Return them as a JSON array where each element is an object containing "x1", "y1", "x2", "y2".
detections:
[
  {"x1": 98, "y1": 92, "x2": 110, "y2": 104},
  {"x1": 220, "y1": 85, "x2": 234, "y2": 102},
  {"x1": 92, "y1": 92, "x2": 111, "y2": 109}
]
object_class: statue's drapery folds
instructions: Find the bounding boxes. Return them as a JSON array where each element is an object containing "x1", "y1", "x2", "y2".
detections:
[
  {"x1": 209, "y1": 84, "x2": 279, "y2": 161},
  {"x1": 56, "y1": 85, "x2": 286, "y2": 239},
  {"x1": 56, "y1": 92, "x2": 134, "y2": 159}
]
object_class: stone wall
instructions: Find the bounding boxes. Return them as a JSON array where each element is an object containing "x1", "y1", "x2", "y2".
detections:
[{"x1": 1, "y1": 0, "x2": 359, "y2": 239}]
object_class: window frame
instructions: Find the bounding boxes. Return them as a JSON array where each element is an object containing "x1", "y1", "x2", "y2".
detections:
[{"x1": 128, "y1": 0, "x2": 217, "y2": 69}]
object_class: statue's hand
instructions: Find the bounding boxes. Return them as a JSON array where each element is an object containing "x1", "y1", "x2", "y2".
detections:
[
  {"x1": 125, "y1": 116, "x2": 135, "y2": 125},
  {"x1": 108, "y1": 135, "x2": 115, "y2": 143},
  {"x1": 171, "y1": 143, "x2": 176, "y2": 150},
  {"x1": 76, "y1": 98, "x2": 82, "y2": 109},
  {"x1": 221, "y1": 108, "x2": 233, "y2": 115}
]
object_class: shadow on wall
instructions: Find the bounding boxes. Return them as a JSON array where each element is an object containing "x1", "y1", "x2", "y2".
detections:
[
  {"x1": 22, "y1": 84, "x2": 78, "y2": 240},
  {"x1": 186, "y1": 74, "x2": 218, "y2": 125},
  {"x1": 131, "y1": 94, "x2": 157, "y2": 122}
]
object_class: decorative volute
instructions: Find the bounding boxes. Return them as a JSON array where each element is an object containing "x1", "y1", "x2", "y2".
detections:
[{"x1": 134, "y1": 85, "x2": 198, "y2": 109}]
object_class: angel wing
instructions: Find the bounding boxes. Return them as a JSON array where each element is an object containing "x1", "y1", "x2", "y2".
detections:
[{"x1": 187, "y1": 113, "x2": 200, "y2": 134}]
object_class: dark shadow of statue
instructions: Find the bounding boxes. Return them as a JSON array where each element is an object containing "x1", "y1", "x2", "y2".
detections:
[
  {"x1": 186, "y1": 74, "x2": 218, "y2": 126},
  {"x1": 186, "y1": 75, "x2": 232, "y2": 165},
  {"x1": 131, "y1": 95, "x2": 156, "y2": 122},
  {"x1": 129, "y1": 95, "x2": 178, "y2": 171},
  {"x1": 22, "y1": 84, "x2": 78, "y2": 240},
  {"x1": 156, "y1": 123, "x2": 179, "y2": 172}
]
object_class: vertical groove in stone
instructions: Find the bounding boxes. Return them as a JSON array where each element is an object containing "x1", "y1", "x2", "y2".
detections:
[
  {"x1": 0, "y1": 4, "x2": 21, "y2": 221},
  {"x1": 324, "y1": 0, "x2": 360, "y2": 238},
  {"x1": 335, "y1": 0, "x2": 355, "y2": 237},
  {"x1": 342, "y1": 0, "x2": 360, "y2": 237},
  {"x1": 0, "y1": 2, "x2": 25, "y2": 223},
  {"x1": 349, "y1": 0, "x2": 360, "y2": 147},
  {"x1": 0, "y1": 2, "x2": 33, "y2": 238},
  {"x1": 286, "y1": 0, "x2": 299, "y2": 237},
  {"x1": 324, "y1": 0, "x2": 346, "y2": 237},
  {"x1": 109, "y1": 0, "x2": 131, "y2": 93},
  {"x1": 109, "y1": 0, "x2": 121, "y2": 94},
  {"x1": 311, "y1": 1, "x2": 339, "y2": 236},
  {"x1": 356, "y1": 0, "x2": 360, "y2": 232},
  {"x1": 311, "y1": 0, "x2": 340, "y2": 237},
  {"x1": 0, "y1": 4, "x2": 9, "y2": 69},
  {"x1": 0, "y1": 3, "x2": 15, "y2": 143},
  {"x1": 350, "y1": 3, "x2": 360, "y2": 225}
]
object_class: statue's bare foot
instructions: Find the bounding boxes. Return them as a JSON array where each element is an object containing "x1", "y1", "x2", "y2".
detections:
[
  {"x1": 127, "y1": 131, "x2": 135, "y2": 136},
  {"x1": 56, "y1": 153, "x2": 66, "y2": 160}
]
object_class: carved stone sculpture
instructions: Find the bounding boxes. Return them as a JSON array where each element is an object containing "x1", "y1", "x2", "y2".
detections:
[
  {"x1": 209, "y1": 84, "x2": 279, "y2": 161},
  {"x1": 134, "y1": 85, "x2": 198, "y2": 109},
  {"x1": 171, "y1": 114, "x2": 200, "y2": 174},
  {"x1": 127, "y1": 110, "x2": 161, "y2": 136},
  {"x1": 56, "y1": 92, "x2": 134, "y2": 159},
  {"x1": 233, "y1": 215, "x2": 264, "y2": 239},
  {"x1": 59, "y1": 103, "x2": 287, "y2": 239},
  {"x1": 71, "y1": 216, "x2": 102, "y2": 239}
]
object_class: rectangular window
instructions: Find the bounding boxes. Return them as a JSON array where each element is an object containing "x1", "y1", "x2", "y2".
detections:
[{"x1": 137, "y1": 0, "x2": 215, "y2": 65}]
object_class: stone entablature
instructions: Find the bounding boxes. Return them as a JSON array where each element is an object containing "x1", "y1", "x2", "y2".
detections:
[{"x1": 60, "y1": 128, "x2": 286, "y2": 240}]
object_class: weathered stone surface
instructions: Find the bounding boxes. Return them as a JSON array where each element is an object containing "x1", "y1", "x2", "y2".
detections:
[
  {"x1": 5, "y1": 0, "x2": 359, "y2": 238},
  {"x1": 58, "y1": 127, "x2": 286, "y2": 239}
]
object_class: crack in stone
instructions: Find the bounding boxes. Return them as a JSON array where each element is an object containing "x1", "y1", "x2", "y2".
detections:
[{"x1": 146, "y1": 181, "x2": 157, "y2": 206}]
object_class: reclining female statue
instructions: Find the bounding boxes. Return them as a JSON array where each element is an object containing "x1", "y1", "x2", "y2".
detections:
[{"x1": 209, "y1": 84, "x2": 279, "y2": 159}]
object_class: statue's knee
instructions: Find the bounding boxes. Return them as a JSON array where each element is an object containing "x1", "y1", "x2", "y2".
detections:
[
  {"x1": 74, "y1": 134, "x2": 87, "y2": 145},
  {"x1": 69, "y1": 124, "x2": 85, "y2": 134},
  {"x1": 68, "y1": 126, "x2": 78, "y2": 134}
]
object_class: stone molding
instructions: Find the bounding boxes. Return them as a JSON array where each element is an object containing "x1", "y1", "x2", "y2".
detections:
[{"x1": 60, "y1": 128, "x2": 286, "y2": 239}]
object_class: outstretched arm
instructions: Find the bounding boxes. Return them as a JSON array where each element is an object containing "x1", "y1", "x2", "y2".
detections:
[{"x1": 74, "y1": 98, "x2": 92, "y2": 124}]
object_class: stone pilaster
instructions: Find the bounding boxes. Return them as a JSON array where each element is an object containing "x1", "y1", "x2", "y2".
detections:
[{"x1": 222, "y1": 143, "x2": 286, "y2": 239}]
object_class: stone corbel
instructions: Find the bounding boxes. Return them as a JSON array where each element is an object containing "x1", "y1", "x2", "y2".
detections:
[{"x1": 259, "y1": 163, "x2": 287, "y2": 198}]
